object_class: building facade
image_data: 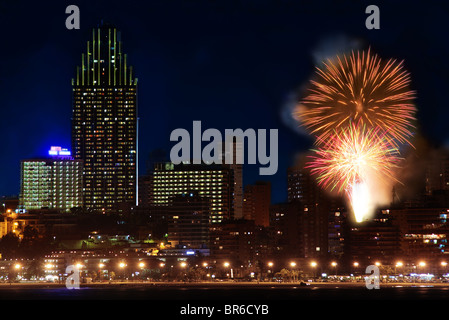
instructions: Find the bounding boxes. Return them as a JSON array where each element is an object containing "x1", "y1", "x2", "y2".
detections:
[
  {"x1": 167, "y1": 192, "x2": 210, "y2": 248},
  {"x1": 391, "y1": 207, "x2": 449, "y2": 260},
  {"x1": 148, "y1": 162, "x2": 237, "y2": 223},
  {"x1": 209, "y1": 219, "x2": 257, "y2": 267},
  {"x1": 19, "y1": 147, "x2": 83, "y2": 212},
  {"x1": 243, "y1": 181, "x2": 271, "y2": 227},
  {"x1": 287, "y1": 159, "x2": 333, "y2": 260},
  {"x1": 71, "y1": 23, "x2": 138, "y2": 213}
]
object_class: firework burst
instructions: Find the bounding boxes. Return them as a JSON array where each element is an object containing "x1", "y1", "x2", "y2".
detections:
[
  {"x1": 307, "y1": 122, "x2": 402, "y2": 194},
  {"x1": 296, "y1": 48, "x2": 416, "y2": 146},
  {"x1": 295, "y1": 48, "x2": 416, "y2": 222}
]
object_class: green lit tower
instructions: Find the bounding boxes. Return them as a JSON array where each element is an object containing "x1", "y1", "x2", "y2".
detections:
[{"x1": 71, "y1": 23, "x2": 138, "y2": 213}]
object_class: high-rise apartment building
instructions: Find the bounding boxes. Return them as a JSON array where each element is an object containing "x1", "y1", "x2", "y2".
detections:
[
  {"x1": 71, "y1": 23, "x2": 138, "y2": 213},
  {"x1": 149, "y1": 162, "x2": 236, "y2": 223},
  {"x1": 218, "y1": 139, "x2": 243, "y2": 219},
  {"x1": 209, "y1": 219, "x2": 257, "y2": 266},
  {"x1": 168, "y1": 192, "x2": 210, "y2": 248},
  {"x1": 286, "y1": 156, "x2": 335, "y2": 259},
  {"x1": 19, "y1": 146, "x2": 83, "y2": 212},
  {"x1": 243, "y1": 181, "x2": 271, "y2": 227}
]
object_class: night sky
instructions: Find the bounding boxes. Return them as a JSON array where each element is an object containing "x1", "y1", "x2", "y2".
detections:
[{"x1": 1, "y1": 0, "x2": 449, "y2": 204}]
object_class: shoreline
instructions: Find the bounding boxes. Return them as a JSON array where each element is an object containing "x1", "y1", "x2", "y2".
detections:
[{"x1": 0, "y1": 280, "x2": 448, "y2": 288}]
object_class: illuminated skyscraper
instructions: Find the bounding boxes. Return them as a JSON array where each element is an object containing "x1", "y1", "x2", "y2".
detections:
[
  {"x1": 19, "y1": 147, "x2": 83, "y2": 212},
  {"x1": 71, "y1": 23, "x2": 138, "y2": 213}
]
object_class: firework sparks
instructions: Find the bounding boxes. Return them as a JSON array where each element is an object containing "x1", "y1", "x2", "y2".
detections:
[
  {"x1": 296, "y1": 49, "x2": 415, "y2": 222},
  {"x1": 296, "y1": 48, "x2": 416, "y2": 146},
  {"x1": 307, "y1": 122, "x2": 401, "y2": 193},
  {"x1": 306, "y1": 122, "x2": 401, "y2": 221}
]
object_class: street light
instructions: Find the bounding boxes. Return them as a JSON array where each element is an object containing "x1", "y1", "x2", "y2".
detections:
[
  {"x1": 12, "y1": 263, "x2": 22, "y2": 281},
  {"x1": 442, "y1": 261, "x2": 448, "y2": 277},
  {"x1": 416, "y1": 261, "x2": 426, "y2": 283},
  {"x1": 393, "y1": 261, "x2": 403, "y2": 281},
  {"x1": 267, "y1": 262, "x2": 274, "y2": 281},
  {"x1": 289, "y1": 261, "x2": 297, "y2": 282},
  {"x1": 223, "y1": 261, "x2": 233, "y2": 279},
  {"x1": 310, "y1": 261, "x2": 318, "y2": 280},
  {"x1": 331, "y1": 261, "x2": 338, "y2": 279},
  {"x1": 119, "y1": 261, "x2": 126, "y2": 281},
  {"x1": 352, "y1": 262, "x2": 359, "y2": 280},
  {"x1": 418, "y1": 261, "x2": 426, "y2": 276}
]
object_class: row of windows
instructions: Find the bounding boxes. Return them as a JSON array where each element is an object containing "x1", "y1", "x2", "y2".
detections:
[
  {"x1": 24, "y1": 171, "x2": 81, "y2": 175},
  {"x1": 155, "y1": 171, "x2": 223, "y2": 175},
  {"x1": 74, "y1": 118, "x2": 136, "y2": 124},
  {"x1": 73, "y1": 87, "x2": 136, "y2": 91},
  {"x1": 78, "y1": 91, "x2": 135, "y2": 96},
  {"x1": 23, "y1": 194, "x2": 81, "y2": 198}
]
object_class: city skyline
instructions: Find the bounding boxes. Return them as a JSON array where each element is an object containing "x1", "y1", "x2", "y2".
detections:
[
  {"x1": 2, "y1": 1, "x2": 449, "y2": 306},
  {"x1": 2, "y1": 1, "x2": 449, "y2": 205}
]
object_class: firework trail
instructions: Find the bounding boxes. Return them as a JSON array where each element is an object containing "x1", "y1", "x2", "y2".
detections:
[{"x1": 296, "y1": 49, "x2": 416, "y2": 222}]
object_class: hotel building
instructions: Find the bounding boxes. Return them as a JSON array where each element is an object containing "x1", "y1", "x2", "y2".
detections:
[{"x1": 19, "y1": 146, "x2": 83, "y2": 212}]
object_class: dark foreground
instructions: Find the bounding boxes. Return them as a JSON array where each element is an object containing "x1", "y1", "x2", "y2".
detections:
[
  {"x1": 1, "y1": 282, "x2": 443, "y2": 318},
  {"x1": 1, "y1": 281, "x2": 449, "y2": 300}
]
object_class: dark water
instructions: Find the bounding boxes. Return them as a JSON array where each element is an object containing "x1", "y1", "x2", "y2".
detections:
[
  {"x1": 1, "y1": 283, "x2": 449, "y2": 300},
  {"x1": 1, "y1": 284, "x2": 443, "y2": 318}
]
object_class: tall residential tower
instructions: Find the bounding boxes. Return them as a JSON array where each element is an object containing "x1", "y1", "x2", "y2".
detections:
[{"x1": 71, "y1": 23, "x2": 138, "y2": 213}]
